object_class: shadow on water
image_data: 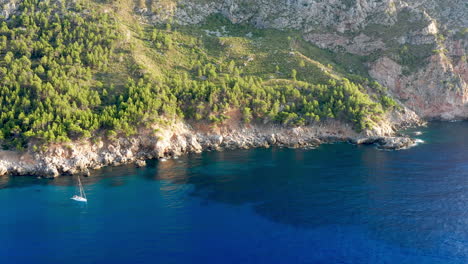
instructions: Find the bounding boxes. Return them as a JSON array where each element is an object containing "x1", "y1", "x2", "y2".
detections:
[
  {"x1": 2, "y1": 122, "x2": 468, "y2": 259},
  {"x1": 138, "y1": 121, "x2": 468, "y2": 258}
]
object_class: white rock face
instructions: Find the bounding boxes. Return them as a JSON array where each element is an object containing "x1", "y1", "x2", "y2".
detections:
[
  {"x1": 139, "y1": 0, "x2": 466, "y2": 32},
  {"x1": 0, "y1": 115, "x2": 421, "y2": 177},
  {"x1": 140, "y1": 0, "x2": 398, "y2": 31},
  {"x1": 0, "y1": 163, "x2": 7, "y2": 176},
  {"x1": 0, "y1": 0, "x2": 18, "y2": 19}
]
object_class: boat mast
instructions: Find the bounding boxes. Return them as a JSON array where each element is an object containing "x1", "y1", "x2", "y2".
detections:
[
  {"x1": 80, "y1": 176, "x2": 87, "y2": 199},
  {"x1": 78, "y1": 176, "x2": 85, "y2": 198}
]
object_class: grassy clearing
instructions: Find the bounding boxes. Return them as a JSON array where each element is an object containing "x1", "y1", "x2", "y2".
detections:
[{"x1": 153, "y1": 14, "x2": 374, "y2": 85}]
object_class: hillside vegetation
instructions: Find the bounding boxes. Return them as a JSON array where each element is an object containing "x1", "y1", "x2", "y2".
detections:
[{"x1": 0, "y1": 0, "x2": 399, "y2": 150}]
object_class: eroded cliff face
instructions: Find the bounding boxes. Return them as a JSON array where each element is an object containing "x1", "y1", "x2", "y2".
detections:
[
  {"x1": 370, "y1": 52, "x2": 468, "y2": 119},
  {"x1": 0, "y1": 112, "x2": 421, "y2": 178},
  {"x1": 138, "y1": 0, "x2": 402, "y2": 31},
  {"x1": 138, "y1": 0, "x2": 468, "y2": 119}
]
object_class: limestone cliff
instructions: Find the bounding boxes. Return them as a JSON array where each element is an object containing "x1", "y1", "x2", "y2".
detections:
[{"x1": 0, "y1": 114, "x2": 420, "y2": 178}]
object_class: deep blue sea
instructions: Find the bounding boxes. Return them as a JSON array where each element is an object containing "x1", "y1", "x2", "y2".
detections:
[{"x1": 1, "y1": 122, "x2": 468, "y2": 263}]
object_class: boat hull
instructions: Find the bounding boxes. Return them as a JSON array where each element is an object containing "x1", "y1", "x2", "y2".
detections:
[{"x1": 71, "y1": 196, "x2": 87, "y2": 202}]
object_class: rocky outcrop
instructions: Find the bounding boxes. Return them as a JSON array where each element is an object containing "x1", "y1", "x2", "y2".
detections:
[
  {"x1": 0, "y1": 113, "x2": 422, "y2": 178},
  {"x1": 304, "y1": 33, "x2": 386, "y2": 56},
  {"x1": 135, "y1": 160, "x2": 147, "y2": 168},
  {"x1": 370, "y1": 53, "x2": 468, "y2": 120},
  {"x1": 351, "y1": 136, "x2": 415, "y2": 150},
  {"x1": 137, "y1": 0, "x2": 398, "y2": 32},
  {"x1": 0, "y1": 164, "x2": 6, "y2": 176},
  {"x1": 0, "y1": 0, "x2": 18, "y2": 19}
]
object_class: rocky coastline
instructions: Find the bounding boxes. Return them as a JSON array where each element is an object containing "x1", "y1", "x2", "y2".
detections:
[
  {"x1": 0, "y1": 114, "x2": 423, "y2": 178},
  {"x1": 0, "y1": 0, "x2": 463, "y2": 179}
]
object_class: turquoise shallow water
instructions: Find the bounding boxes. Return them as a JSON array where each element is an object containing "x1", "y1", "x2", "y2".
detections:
[{"x1": 1, "y1": 122, "x2": 468, "y2": 263}]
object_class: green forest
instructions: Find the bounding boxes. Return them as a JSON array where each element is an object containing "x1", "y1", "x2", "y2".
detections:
[{"x1": 0, "y1": 0, "x2": 398, "y2": 150}]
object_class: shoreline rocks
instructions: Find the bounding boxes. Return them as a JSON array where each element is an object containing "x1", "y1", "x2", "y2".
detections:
[
  {"x1": 0, "y1": 119, "x2": 422, "y2": 178},
  {"x1": 376, "y1": 137, "x2": 416, "y2": 150},
  {"x1": 350, "y1": 136, "x2": 415, "y2": 150},
  {"x1": 135, "y1": 160, "x2": 147, "y2": 168}
]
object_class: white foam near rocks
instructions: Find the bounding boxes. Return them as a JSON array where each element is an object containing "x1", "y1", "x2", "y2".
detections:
[
  {"x1": 414, "y1": 139, "x2": 425, "y2": 144},
  {"x1": 408, "y1": 139, "x2": 425, "y2": 148}
]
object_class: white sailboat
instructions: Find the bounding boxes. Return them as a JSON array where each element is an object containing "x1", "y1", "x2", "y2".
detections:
[{"x1": 71, "y1": 176, "x2": 87, "y2": 202}]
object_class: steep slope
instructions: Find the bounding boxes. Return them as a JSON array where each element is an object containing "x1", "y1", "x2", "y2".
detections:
[
  {"x1": 0, "y1": 0, "x2": 451, "y2": 177},
  {"x1": 137, "y1": 0, "x2": 468, "y2": 119}
]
